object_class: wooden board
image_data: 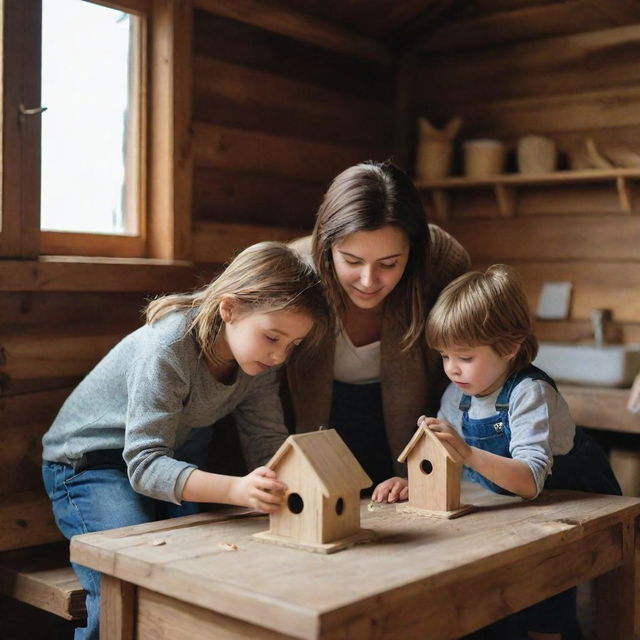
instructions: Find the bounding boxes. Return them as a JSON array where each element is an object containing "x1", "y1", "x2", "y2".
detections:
[
  {"x1": 0, "y1": 542, "x2": 85, "y2": 620},
  {"x1": 0, "y1": 491, "x2": 64, "y2": 552},
  {"x1": 192, "y1": 167, "x2": 323, "y2": 228},
  {"x1": 0, "y1": 258, "x2": 198, "y2": 292},
  {"x1": 253, "y1": 528, "x2": 376, "y2": 554},
  {"x1": 193, "y1": 122, "x2": 376, "y2": 184},
  {"x1": 70, "y1": 486, "x2": 640, "y2": 639}
]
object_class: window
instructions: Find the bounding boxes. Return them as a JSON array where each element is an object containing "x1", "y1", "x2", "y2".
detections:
[
  {"x1": 1, "y1": 0, "x2": 192, "y2": 260},
  {"x1": 41, "y1": 1, "x2": 141, "y2": 237}
]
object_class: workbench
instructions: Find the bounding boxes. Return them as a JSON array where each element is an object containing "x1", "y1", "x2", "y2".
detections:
[{"x1": 70, "y1": 483, "x2": 640, "y2": 639}]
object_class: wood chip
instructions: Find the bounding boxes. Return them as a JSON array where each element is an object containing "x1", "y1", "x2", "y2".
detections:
[
  {"x1": 219, "y1": 542, "x2": 238, "y2": 551},
  {"x1": 151, "y1": 539, "x2": 166, "y2": 546}
]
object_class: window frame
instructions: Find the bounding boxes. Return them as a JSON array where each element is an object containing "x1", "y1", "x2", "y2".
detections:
[{"x1": 1, "y1": 0, "x2": 193, "y2": 261}]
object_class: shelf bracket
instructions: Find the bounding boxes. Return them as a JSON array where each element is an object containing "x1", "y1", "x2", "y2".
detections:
[
  {"x1": 494, "y1": 184, "x2": 516, "y2": 218},
  {"x1": 430, "y1": 189, "x2": 450, "y2": 222},
  {"x1": 615, "y1": 176, "x2": 636, "y2": 214}
]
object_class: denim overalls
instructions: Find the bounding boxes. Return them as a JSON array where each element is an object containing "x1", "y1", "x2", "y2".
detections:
[
  {"x1": 459, "y1": 365, "x2": 621, "y2": 638},
  {"x1": 460, "y1": 365, "x2": 621, "y2": 497}
]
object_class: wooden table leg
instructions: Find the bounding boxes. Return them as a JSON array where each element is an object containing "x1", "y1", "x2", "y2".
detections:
[
  {"x1": 101, "y1": 574, "x2": 136, "y2": 640},
  {"x1": 594, "y1": 519, "x2": 639, "y2": 640}
]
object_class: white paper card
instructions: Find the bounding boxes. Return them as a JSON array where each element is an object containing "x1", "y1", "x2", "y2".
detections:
[{"x1": 536, "y1": 282, "x2": 572, "y2": 320}]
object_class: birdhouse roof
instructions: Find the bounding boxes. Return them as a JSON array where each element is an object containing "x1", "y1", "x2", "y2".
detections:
[
  {"x1": 397, "y1": 424, "x2": 462, "y2": 464},
  {"x1": 267, "y1": 429, "x2": 372, "y2": 497}
]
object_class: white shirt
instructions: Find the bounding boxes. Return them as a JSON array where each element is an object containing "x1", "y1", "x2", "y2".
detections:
[{"x1": 333, "y1": 327, "x2": 381, "y2": 384}]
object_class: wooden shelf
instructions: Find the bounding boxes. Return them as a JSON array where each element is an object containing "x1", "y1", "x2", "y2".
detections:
[
  {"x1": 416, "y1": 169, "x2": 640, "y2": 220},
  {"x1": 558, "y1": 384, "x2": 640, "y2": 435}
]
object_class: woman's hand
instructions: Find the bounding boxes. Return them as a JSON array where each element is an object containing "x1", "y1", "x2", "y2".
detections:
[
  {"x1": 229, "y1": 466, "x2": 288, "y2": 513},
  {"x1": 371, "y1": 476, "x2": 408, "y2": 503},
  {"x1": 418, "y1": 415, "x2": 468, "y2": 463}
]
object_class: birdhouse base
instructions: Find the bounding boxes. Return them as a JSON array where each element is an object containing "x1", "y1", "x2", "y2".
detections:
[
  {"x1": 252, "y1": 528, "x2": 376, "y2": 554},
  {"x1": 396, "y1": 503, "x2": 474, "y2": 519}
]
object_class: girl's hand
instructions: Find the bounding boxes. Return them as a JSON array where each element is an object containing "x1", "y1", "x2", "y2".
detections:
[
  {"x1": 230, "y1": 466, "x2": 288, "y2": 513},
  {"x1": 418, "y1": 415, "x2": 469, "y2": 463},
  {"x1": 371, "y1": 476, "x2": 408, "y2": 503}
]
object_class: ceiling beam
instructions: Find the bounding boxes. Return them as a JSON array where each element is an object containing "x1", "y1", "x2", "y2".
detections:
[{"x1": 194, "y1": 0, "x2": 392, "y2": 66}]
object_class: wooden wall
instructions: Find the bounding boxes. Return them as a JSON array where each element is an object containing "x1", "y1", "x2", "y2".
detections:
[
  {"x1": 0, "y1": 4, "x2": 396, "y2": 552},
  {"x1": 0, "y1": 262, "x2": 204, "y2": 551},
  {"x1": 4, "y1": 2, "x2": 640, "y2": 555},
  {"x1": 189, "y1": 7, "x2": 395, "y2": 262},
  {"x1": 414, "y1": 25, "x2": 640, "y2": 344}
]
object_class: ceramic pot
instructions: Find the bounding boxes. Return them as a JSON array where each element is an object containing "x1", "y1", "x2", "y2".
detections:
[
  {"x1": 463, "y1": 139, "x2": 505, "y2": 177},
  {"x1": 517, "y1": 135, "x2": 556, "y2": 173}
]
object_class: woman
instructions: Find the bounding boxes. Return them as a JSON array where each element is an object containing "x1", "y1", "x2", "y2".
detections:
[{"x1": 287, "y1": 160, "x2": 470, "y2": 486}]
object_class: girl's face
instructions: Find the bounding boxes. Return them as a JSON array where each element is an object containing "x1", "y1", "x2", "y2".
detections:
[
  {"x1": 439, "y1": 344, "x2": 516, "y2": 397},
  {"x1": 331, "y1": 226, "x2": 410, "y2": 312},
  {"x1": 218, "y1": 301, "x2": 314, "y2": 376}
]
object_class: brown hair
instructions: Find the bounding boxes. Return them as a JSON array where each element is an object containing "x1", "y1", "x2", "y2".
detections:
[
  {"x1": 311, "y1": 159, "x2": 431, "y2": 349},
  {"x1": 426, "y1": 264, "x2": 538, "y2": 371},
  {"x1": 146, "y1": 242, "x2": 329, "y2": 364}
]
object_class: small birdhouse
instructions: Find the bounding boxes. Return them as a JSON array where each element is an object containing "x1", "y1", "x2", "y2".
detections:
[
  {"x1": 396, "y1": 425, "x2": 473, "y2": 519},
  {"x1": 253, "y1": 429, "x2": 374, "y2": 553}
]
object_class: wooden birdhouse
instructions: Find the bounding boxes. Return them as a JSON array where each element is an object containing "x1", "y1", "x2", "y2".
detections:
[
  {"x1": 396, "y1": 425, "x2": 473, "y2": 519},
  {"x1": 253, "y1": 429, "x2": 374, "y2": 553}
]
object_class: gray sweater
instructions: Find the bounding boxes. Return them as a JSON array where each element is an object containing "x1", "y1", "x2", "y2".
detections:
[
  {"x1": 42, "y1": 311, "x2": 289, "y2": 504},
  {"x1": 438, "y1": 379, "x2": 576, "y2": 497}
]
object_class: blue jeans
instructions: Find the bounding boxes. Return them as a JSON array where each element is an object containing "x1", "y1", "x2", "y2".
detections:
[{"x1": 42, "y1": 459, "x2": 201, "y2": 640}]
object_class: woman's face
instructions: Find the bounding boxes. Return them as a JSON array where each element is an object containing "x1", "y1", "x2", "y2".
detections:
[{"x1": 331, "y1": 226, "x2": 410, "y2": 311}]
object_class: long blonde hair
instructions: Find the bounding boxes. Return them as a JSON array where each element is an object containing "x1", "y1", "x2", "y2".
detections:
[
  {"x1": 426, "y1": 264, "x2": 538, "y2": 371},
  {"x1": 146, "y1": 242, "x2": 329, "y2": 363}
]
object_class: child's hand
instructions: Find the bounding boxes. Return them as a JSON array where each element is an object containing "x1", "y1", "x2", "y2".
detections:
[
  {"x1": 231, "y1": 466, "x2": 288, "y2": 513},
  {"x1": 418, "y1": 415, "x2": 469, "y2": 463},
  {"x1": 371, "y1": 476, "x2": 408, "y2": 504}
]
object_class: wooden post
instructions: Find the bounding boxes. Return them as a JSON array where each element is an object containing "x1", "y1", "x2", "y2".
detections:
[
  {"x1": 594, "y1": 518, "x2": 639, "y2": 639},
  {"x1": 0, "y1": 0, "x2": 42, "y2": 258},
  {"x1": 100, "y1": 575, "x2": 136, "y2": 640},
  {"x1": 393, "y1": 51, "x2": 419, "y2": 174},
  {"x1": 148, "y1": 0, "x2": 193, "y2": 260}
]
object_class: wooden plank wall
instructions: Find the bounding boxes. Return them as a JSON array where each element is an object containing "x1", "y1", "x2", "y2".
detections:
[
  {"x1": 0, "y1": 6, "x2": 395, "y2": 552},
  {"x1": 415, "y1": 25, "x2": 640, "y2": 344},
  {"x1": 189, "y1": 8, "x2": 395, "y2": 263},
  {"x1": 0, "y1": 263, "x2": 204, "y2": 551}
]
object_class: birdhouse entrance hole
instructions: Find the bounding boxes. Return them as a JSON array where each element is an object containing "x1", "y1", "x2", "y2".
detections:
[
  {"x1": 335, "y1": 497, "x2": 344, "y2": 515},
  {"x1": 420, "y1": 459, "x2": 434, "y2": 475},
  {"x1": 287, "y1": 493, "x2": 304, "y2": 514}
]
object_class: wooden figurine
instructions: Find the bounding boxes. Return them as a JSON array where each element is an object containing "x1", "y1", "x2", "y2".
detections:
[
  {"x1": 253, "y1": 429, "x2": 374, "y2": 553},
  {"x1": 396, "y1": 424, "x2": 473, "y2": 519}
]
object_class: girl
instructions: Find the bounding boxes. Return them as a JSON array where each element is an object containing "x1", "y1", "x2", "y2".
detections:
[
  {"x1": 42, "y1": 241, "x2": 329, "y2": 640},
  {"x1": 286, "y1": 160, "x2": 470, "y2": 487},
  {"x1": 376, "y1": 264, "x2": 620, "y2": 640}
]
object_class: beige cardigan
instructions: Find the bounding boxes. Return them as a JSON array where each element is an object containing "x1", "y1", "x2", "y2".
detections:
[{"x1": 287, "y1": 225, "x2": 470, "y2": 475}]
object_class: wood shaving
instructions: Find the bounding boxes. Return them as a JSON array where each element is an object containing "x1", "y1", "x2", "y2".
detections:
[
  {"x1": 219, "y1": 542, "x2": 238, "y2": 551},
  {"x1": 151, "y1": 539, "x2": 166, "y2": 546}
]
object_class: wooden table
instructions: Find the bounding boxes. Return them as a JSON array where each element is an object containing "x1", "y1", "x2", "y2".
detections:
[{"x1": 70, "y1": 484, "x2": 640, "y2": 640}]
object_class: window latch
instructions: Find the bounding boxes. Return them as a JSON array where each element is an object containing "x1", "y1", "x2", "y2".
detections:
[{"x1": 19, "y1": 103, "x2": 48, "y2": 125}]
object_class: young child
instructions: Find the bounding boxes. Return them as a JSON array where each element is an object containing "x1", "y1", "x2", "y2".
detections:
[
  {"x1": 42, "y1": 241, "x2": 328, "y2": 640},
  {"x1": 374, "y1": 264, "x2": 620, "y2": 639}
]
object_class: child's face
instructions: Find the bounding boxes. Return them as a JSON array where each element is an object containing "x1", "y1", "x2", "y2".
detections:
[
  {"x1": 220, "y1": 306, "x2": 314, "y2": 376},
  {"x1": 331, "y1": 225, "x2": 410, "y2": 312},
  {"x1": 439, "y1": 344, "x2": 515, "y2": 397}
]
